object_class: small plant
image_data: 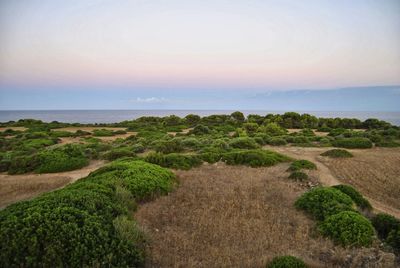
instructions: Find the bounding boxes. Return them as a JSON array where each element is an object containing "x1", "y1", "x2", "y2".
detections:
[
  {"x1": 321, "y1": 149, "x2": 353, "y2": 158},
  {"x1": 288, "y1": 171, "x2": 309, "y2": 181},
  {"x1": 318, "y1": 211, "x2": 375, "y2": 247},
  {"x1": 371, "y1": 213, "x2": 400, "y2": 240},
  {"x1": 267, "y1": 255, "x2": 308, "y2": 268},
  {"x1": 288, "y1": 160, "x2": 316, "y2": 171},
  {"x1": 332, "y1": 184, "x2": 371, "y2": 210},
  {"x1": 295, "y1": 187, "x2": 354, "y2": 220}
]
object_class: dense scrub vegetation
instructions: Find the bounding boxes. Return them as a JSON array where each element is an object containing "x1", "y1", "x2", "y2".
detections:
[
  {"x1": 332, "y1": 184, "x2": 372, "y2": 210},
  {"x1": 221, "y1": 149, "x2": 291, "y2": 167},
  {"x1": 0, "y1": 160, "x2": 176, "y2": 267},
  {"x1": 321, "y1": 149, "x2": 353, "y2": 158},
  {"x1": 1, "y1": 111, "x2": 398, "y2": 175},
  {"x1": 319, "y1": 211, "x2": 375, "y2": 247},
  {"x1": 267, "y1": 255, "x2": 308, "y2": 268},
  {"x1": 331, "y1": 137, "x2": 373, "y2": 149}
]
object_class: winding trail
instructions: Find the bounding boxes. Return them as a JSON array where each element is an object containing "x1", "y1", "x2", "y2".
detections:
[{"x1": 265, "y1": 146, "x2": 400, "y2": 218}]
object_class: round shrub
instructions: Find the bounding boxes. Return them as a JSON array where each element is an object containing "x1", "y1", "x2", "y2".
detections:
[
  {"x1": 86, "y1": 160, "x2": 176, "y2": 200},
  {"x1": 371, "y1": 213, "x2": 400, "y2": 239},
  {"x1": 222, "y1": 149, "x2": 290, "y2": 168},
  {"x1": 332, "y1": 137, "x2": 373, "y2": 149},
  {"x1": 321, "y1": 149, "x2": 353, "y2": 158},
  {"x1": 295, "y1": 187, "x2": 354, "y2": 220},
  {"x1": 288, "y1": 171, "x2": 309, "y2": 181},
  {"x1": 229, "y1": 137, "x2": 260, "y2": 149},
  {"x1": 101, "y1": 148, "x2": 136, "y2": 161},
  {"x1": 332, "y1": 184, "x2": 372, "y2": 210},
  {"x1": 288, "y1": 160, "x2": 316, "y2": 171},
  {"x1": 92, "y1": 128, "x2": 114, "y2": 136},
  {"x1": 267, "y1": 137, "x2": 287, "y2": 146},
  {"x1": 319, "y1": 211, "x2": 375, "y2": 247},
  {"x1": 267, "y1": 255, "x2": 307, "y2": 268}
]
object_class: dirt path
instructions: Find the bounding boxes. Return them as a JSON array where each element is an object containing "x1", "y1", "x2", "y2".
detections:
[
  {"x1": 264, "y1": 146, "x2": 400, "y2": 218},
  {"x1": 0, "y1": 160, "x2": 106, "y2": 208}
]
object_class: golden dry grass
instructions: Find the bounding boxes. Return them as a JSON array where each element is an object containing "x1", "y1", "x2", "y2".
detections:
[
  {"x1": 135, "y1": 163, "x2": 397, "y2": 268},
  {"x1": 323, "y1": 147, "x2": 400, "y2": 211},
  {"x1": 0, "y1": 160, "x2": 105, "y2": 208}
]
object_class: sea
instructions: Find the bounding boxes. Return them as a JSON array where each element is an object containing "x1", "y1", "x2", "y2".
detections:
[{"x1": 0, "y1": 110, "x2": 399, "y2": 126}]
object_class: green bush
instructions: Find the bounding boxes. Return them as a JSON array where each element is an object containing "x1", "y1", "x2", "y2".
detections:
[
  {"x1": 288, "y1": 160, "x2": 316, "y2": 171},
  {"x1": 288, "y1": 171, "x2": 309, "y2": 181},
  {"x1": 199, "y1": 152, "x2": 222, "y2": 163},
  {"x1": 319, "y1": 211, "x2": 375, "y2": 247},
  {"x1": 222, "y1": 149, "x2": 290, "y2": 168},
  {"x1": 371, "y1": 213, "x2": 400, "y2": 239},
  {"x1": 332, "y1": 184, "x2": 372, "y2": 210},
  {"x1": 332, "y1": 137, "x2": 373, "y2": 149},
  {"x1": 0, "y1": 160, "x2": 175, "y2": 267},
  {"x1": 92, "y1": 129, "x2": 114, "y2": 136},
  {"x1": 189, "y1": 124, "x2": 210, "y2": 135},
  {"x1": 321, "y1": 149, "x2": 353, "y2": 158},
  {"x1": 145, "y1": 152, "x2": 202, "y2": 170},
  {"x1": 153, "y1": 138, "x2": 184, "y2": 154},
  {"x1": 375, "y1": 141, "x2": 400, "y2": 147},
  {"x1": 261, "y1": 123, "x2": 287, "y2": 136},
  {"x1": 7, "y1": 154, "x2": 39, "y2": 174},
  {"x1": 295, "y1": 187, "x2": 354, "y2": 220},
  {"x1": 229, "y1": 137, "x2": 260, "y2": 149},
  {"x1": 101, "y1": 147, "x2": 136, "y2": 161},
  {"x1": 267, "y1": 137, "x2": 288, "y2": 146},
  {"x1": 267, "y1": 255, "x2": 307, "y2": 268},
  {"x1": 131, "y1": 143, "x2": 145, "y2": 153},
  {"x1": 35, "y1": 144, "x2": 89, "y2": 173},
  {"x1": 387, "y1": 228, "x2": 400, "y2": 253}
]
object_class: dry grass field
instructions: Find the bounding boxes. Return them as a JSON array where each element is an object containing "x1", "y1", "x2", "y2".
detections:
[
  {"x1": 135, "y1": 163, "x2": 397, "y2": 268},
  {"x1": 0, "y1": 160, "x2": 105, "y2": 208},
  {"x1": 52, "y1": 126, "x2": 127, "y2": 132}
]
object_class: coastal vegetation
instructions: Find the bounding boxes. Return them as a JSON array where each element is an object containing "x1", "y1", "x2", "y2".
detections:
[{"x1": 1, "y1": 112, "x2": 399, "y2": 266}]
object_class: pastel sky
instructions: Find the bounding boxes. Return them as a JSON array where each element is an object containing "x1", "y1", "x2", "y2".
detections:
[{"x1": 0, "y1": 0, "x2": 400, "y2": 109}]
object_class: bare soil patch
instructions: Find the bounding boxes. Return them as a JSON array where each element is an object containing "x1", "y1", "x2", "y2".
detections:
[
  {"x1": 135, "y1": 163, "x2": 396, "y2": 267},
  {"x1": 0, "y1": 160, "x2": 105, "y2": 208}
]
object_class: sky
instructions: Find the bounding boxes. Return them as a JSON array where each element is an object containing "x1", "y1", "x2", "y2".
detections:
[{"x1": 0, "y1": 0, "x2": 400, "y2": 110}]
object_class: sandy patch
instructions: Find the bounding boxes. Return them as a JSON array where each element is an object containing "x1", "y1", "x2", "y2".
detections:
[{"x1": 0, "y1": 127, "x2": 27, "y2": 132}]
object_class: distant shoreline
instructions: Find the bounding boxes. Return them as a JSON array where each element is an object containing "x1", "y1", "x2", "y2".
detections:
[{"x1": 1, "y1": 110, "x2": 400, "y2": 126}]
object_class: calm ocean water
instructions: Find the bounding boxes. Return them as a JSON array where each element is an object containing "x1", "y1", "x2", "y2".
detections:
[{"x1": 0, "y1": 110, "x2": 399, "y2": 126}]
